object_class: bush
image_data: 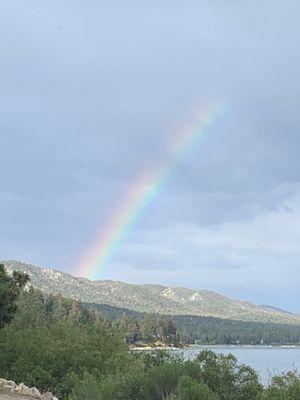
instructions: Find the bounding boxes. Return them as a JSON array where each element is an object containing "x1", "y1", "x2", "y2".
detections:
[
  {"x1": 0, "y1": 322, "x2": 132, "y2": 399},
  {"x1": 264, "y1": 372, "x2": 300, "y2": 399},
  {"x1": 197, "y1": 350, "x2": 263, "y2": 399},
  {"x1": 177, "y1": 375, "x2": 218, "y2": 400},
  {"x1": 3, "y1": 287, "x2": 300, "y2": 400},
  {"x1": 68, "y1": 372, "x2": 102, "y2": 400},
  {"x1": 139, "y1": 362, "x2": 185, "y2": 400}
]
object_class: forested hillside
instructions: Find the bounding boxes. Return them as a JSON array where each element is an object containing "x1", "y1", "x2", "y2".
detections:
[
  {"x1": 4, "y1": 260, "x2": 300, "y2": 325},
  {"x1": 88, "y1": 303, "x2": 300, "y2": 346}
]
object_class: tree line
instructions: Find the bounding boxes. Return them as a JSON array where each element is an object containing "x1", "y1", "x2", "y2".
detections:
[{"x1": 89, "y1": 303, "x2": 300, "y2": 346}]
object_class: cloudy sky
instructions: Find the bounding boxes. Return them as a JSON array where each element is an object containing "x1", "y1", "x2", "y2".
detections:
[{"x1": 1, "y1": 1, "x2": 300, "y2": 312}]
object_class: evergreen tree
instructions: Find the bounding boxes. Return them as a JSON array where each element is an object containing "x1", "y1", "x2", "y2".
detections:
[
  {"x1": 11, "y1": 287, "x2": 46, "y2": 328},
  {"x1": 141, "y1": 314, "x2": 158, "y2": 343},
  {"x1": 117, "y1": 314, "x2": 141, "y2": 344},
  {"x1": 0, "y1": 264, "x2": 29, "y2": 328},
  {"x1": 158, "y1": 316, "x2": 177, "y2": 345}
]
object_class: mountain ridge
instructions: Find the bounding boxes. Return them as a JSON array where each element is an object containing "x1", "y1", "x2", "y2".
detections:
[{"x1": 2, "y1": 259, "x2": 300, "y2": 325}]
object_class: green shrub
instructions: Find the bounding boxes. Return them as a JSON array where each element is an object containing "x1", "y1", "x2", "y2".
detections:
[
  {"x1": 264, "y1": 372, "x2": 300, "y2": 400},
  {"x1": 197, "y1": 350, "x2": 263, "y2": 400},
  {"x1": 68, "y1": 372, "x2": 102, "y2": 400},
  {"x1": 139, "y1": 362, "x2": 184, "y2": 400},
  {"x1": 177, "y1": 375, "x2": 218, "y2": 400},
  {"x1": 0, "y1": 322, "x2": 132, "y2": 399}
]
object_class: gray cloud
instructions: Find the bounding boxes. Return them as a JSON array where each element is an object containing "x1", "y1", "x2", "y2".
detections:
[
  {"x1": 112, "y1": 188, "x2": 300, "y2": 311},
  {"x1": 1, "y1": 1, "x2": 300, "y2": 310}
]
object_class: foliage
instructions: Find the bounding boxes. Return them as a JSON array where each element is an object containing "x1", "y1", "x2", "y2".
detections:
[
  {"x1": 263, "y1": 372, "x2": 300, "y2": 399},
  {"x1": 0, "y1": 289, "x2": 134, "y2": 399},
  {"x1": 67, "y1": 372, "x2": 103, "y2": 400},
  {"x1": 91, "y1": 303, "x2": 300, "y2": 346},
  {"x1": 177, "y1": 375, "x2": 218, "y2": 400},
  {"x1": 113, "y1": 312, "x2": 179, "y2": 346},
  {"x1": 197, "y1": 350, "x2": 263, "y2": 400},
  {"x1": 117, "y1": 314, "x2": 142, "y2": 344},
  {"x1": 2, "y1": 286, "x2": 300, "y2": 400},
  {"x1": 0, "y1": 264, "x2": 29, "y2": 328},
  {"x1": 174, "y1": 315, "x2": 300, "y2": 346},
  {"x1": 68, "y1": 350, "x2": 264, "y2": 400}
]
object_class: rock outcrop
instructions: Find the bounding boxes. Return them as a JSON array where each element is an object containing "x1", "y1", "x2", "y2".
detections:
[{"x1": 0, "y1": 379, "x2": 58, "y2": 400}]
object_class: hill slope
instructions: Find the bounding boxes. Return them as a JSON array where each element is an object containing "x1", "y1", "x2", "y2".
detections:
[{"x1": 3, "y1": 260, "x2": 300, "y2": 324}]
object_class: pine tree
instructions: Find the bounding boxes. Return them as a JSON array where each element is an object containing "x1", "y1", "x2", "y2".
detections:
[
  {"x1": 141, "y1": 314, "x2": 158, "y2": 343},
  {"x1": 0, "y1": 264, "x2": 29, "y2": 328}
]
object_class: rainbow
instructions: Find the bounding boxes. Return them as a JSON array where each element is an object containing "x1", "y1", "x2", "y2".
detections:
[{"x1": 75, "y1": 102, "x2": 225, "y2": 279}]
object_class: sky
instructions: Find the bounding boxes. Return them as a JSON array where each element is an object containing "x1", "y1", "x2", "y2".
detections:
[{"x1": 1, "y1": 1, "x2": 300, "y2": 312}]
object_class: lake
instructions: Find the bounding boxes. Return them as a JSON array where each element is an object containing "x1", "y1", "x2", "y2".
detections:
[{"x1": 182, "y1": 345, "x2": 300, "y2": 385}]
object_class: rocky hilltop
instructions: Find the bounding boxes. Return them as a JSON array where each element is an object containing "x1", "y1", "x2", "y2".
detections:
[
  {"x1": 0, "y1": 378, "x2": 58, "y2": 400},
  {"x1": 2, "y1": 260, "x2": 300, "y2": 325}
]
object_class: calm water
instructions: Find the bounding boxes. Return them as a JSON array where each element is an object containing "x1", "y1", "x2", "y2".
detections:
[{"x1": 181, "y1": 345, "x2": 300, "y2": 385}]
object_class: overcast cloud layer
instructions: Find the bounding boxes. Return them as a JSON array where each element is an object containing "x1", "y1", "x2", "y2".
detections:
[{"x1": 1, "y1": 1, "x2": 300, "y2": 311}]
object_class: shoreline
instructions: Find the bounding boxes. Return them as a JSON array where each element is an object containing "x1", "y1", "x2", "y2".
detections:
[
  {"x1": 130, "y1": 344, "x2": 300, "y2": 351},
  {"x1": 130, "y1": 346, "x2": 180, "y2": 351}
]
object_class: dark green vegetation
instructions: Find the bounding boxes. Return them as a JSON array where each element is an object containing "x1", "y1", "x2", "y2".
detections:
[
  {"x1": 1, "y1": 266, "x2": 300, "y2": 399},
  {"x1": 0, "y1": 285, "x2": 131, "y2": 398},
  {"x1": 174, "y1": 315, "x2": 300, "y2": 345},
  {"x1": 89, "y1": 303, "x2": 300, "y2": 346},
  {"x1": 4, "y1": 260, "x2": 300, "y2": 325},
  {"x1": 0, "y1": 264, "x2": 29, "y2": 328}
]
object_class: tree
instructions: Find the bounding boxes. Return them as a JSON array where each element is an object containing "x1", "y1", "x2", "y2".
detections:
[
  {"x1": 197, "y1": 350, "x2": 263, "y2": 400},
  {"x1": 141, "y1": 314, "x2": 158, "y2": 343},
  {"x1": 158, "y1": 316, "x2": 177, "y2": 345},
  {"x1": 11, "y1": 287, "x2": 46, "y2": 328},
  {"x1": 264, "y1": 372, "x2": 300, "y2": 400},
  {"x1": 117, "y1": 315, "x2": 141, "y2": 344},
  {"x1": 177, "y1": 375, "x2": 218, "y2": 400},
  {"x1": 0, "y1": 264, "x2": 29, "y2": 328},
  {"x1": 0, "y1": 316, "x2": 131, "y2": 398}
]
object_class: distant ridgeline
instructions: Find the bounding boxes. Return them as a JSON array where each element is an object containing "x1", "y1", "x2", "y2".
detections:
[
  {"x1": 3, "y1": 260, "x2": 300, "y2": 325},
  {"x1": 3, "y1": 260, "x2": 300, "y2": 345},
  {"x1": 87, "y1": 303, "x2": 300, "y2": 346}
]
